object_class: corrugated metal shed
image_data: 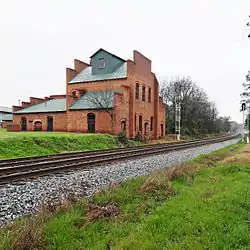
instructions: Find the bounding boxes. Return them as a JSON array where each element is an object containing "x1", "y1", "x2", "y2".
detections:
[
  {"x1": 0, "y1": 106, "x2": 12, "y2": 113},
  {"x1": 69, "y1": 90, "x2": 119, "y2": 110},
  {"x1": 2, "y1": 114, "x2": 12, "y2": 121},
  {"x1": 69, "y1": 62, "x2": 127, "y2": 84},
  {"x1": 15, "y1": 98, "x2": 66, "y2": 114}
]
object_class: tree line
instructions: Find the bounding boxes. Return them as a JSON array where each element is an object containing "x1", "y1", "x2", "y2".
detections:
[{"x1": 160, "y1": 76, "x2": 233, "y2": 136}]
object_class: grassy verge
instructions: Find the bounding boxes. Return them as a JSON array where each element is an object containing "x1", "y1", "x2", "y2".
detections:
[
  {"x1": 1, "y1": 142, "x2": 249, "y2": 249},
  {"x1": 0, "y1": 128, "x2": 97, "y2": 139},
  {"x1": 0, "y1": 133, "x2": 127, "y2": 160}
]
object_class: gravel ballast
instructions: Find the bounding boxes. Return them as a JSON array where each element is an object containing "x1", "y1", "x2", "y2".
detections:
[{"x1": 0, "y1": 138, "x2": 240, "y2": 227}]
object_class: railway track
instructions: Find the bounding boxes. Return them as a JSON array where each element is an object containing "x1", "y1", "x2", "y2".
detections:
[{"x1": 0, "y1": 134, "x2": 239, "y2": 185}]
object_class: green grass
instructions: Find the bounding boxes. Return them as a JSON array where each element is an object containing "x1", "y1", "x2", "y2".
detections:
[
  {"x1": 0, "y1": 128, "x2": 93, "y2": 139},
  {"x1": 1, "y1": 142, "x2": 249, "y2": 249},
  {"x1": 0, "y1": 128, "x2": 127, "y2": 159}
]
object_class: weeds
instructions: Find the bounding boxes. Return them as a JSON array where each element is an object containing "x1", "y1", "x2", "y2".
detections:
[
  {"x1": 84, "y1": 202, "x2": 120, "y2": 227},
  {"x1": 139, "y1": 176, "x2": 176, "y2": 201}
]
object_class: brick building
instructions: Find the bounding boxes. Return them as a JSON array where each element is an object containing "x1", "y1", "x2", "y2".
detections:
[{"x1": 13, "y1": 49, "x2": 165, "y2": 139}]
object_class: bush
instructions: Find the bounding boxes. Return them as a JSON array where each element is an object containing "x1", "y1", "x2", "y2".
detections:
[
  {"x1": 117, "y1": 132, "x2": 129, "y2": 145},
  {"x1": 135, "y1": 132, "x2": 148, "y2": 143}
]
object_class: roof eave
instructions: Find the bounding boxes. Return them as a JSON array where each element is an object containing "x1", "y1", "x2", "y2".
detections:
[
  {"x1": 68, "y1": 76, "x2": 127, "y2": 85},
  {"x1": 14, "y1": 110, "x2": 66, "y2": 115},
  {"x1": 68, "y1": 107, "x2": 113, "y2": 111}
]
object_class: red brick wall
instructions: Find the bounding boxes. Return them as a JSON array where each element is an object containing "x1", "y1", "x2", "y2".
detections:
[
  {"x1": 158, "y1": 97, "x2": 166, "y2": 137},
  {"x1": 7, "y1": 124, "x2": 20, "y2": 132},
  {"x1": 74, "y1": 59, "x2": 90, "y2": 74},
  {"x1": 2, "y1": 120, "x2": 13, "y2": 128},
  {"x1": 13, "y1": 112, "x2": 67, "y2": 132},
  {"x1": 30, "y1": 97, "x2": 45, "y2": 105},
  {"x1": 114, "y1": 89, "x2": 130, "y2": 136},
  {"x1": 67, "y1": 110, "x2": 113, "y2": 133},
  {"x1": 126, "y1": 53, "x2": 158, "y2": 139}
]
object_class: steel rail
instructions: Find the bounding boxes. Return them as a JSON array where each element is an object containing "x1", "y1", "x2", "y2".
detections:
[
  {"x1": 0, "y1": 134, "x2": 239, "y2": 185},
  {"x1": 0, "y1": 134, "x2": 232, "y2": 168}
]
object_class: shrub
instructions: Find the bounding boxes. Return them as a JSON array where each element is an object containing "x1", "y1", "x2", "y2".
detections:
[{"x1": 117, "y1": 131, "x2": 129, "y2": 145}]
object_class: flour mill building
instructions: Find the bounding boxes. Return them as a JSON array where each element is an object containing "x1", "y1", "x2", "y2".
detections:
[{"x1": 13, "y1": 49, "x2": 165, "y2": 139}]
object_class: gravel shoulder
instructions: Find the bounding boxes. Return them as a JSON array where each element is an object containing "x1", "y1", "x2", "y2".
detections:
[{"x1": 0, "y1": 138, "x2": 240, "y2": 227}]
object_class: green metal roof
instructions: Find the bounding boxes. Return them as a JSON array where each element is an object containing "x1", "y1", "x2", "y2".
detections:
[
  {"x1": 15, "y1": 98, "x2": 66, "y2": 114},
  {"x1": 68, "y1": 62, "x2": 127, "y2": 84},
  {"x1": 2, "y1": 113, "x2": 12, "y2": 121},
  {"x1": 69, "y1": 90, "x2": 119, "y2": 110}
]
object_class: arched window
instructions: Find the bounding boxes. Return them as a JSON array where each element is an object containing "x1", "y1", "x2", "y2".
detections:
[
  {"x1": 34, "y1": 121, "x2": 42, "y2": 131},
  {"x1": 21, "y1": 117, "x2": 27, "y2": 131},
  {"x1": 87, "y1": 113, "x2": 96, "y2": 133},
  {"x1": 47, "y1": 116, "x2": 53, "y2": 131},
  {"x1": 144, "y1": 122, "x2": 149, "y2": 135},
  {"x1": 148, "y1": 88, "x2": 151, "y2": 103},
  {"x1": 72, "y1": 90, "x2": 77, "y2": 98},
  {"x1": 142, "y1": 86, "x2": 145, "y2": 101},
  {"x1": 139, "y1": 115, "x2": 142, "y2": 132},
  {"x1": 121, "y1": 121, "x2": 126, "y2": 134},
  {"x1": 135, "y1": 114, "x2": 137, "y2": 132},
  {"x1": 136, "y1": 83, "x2": 139, "y2": 100},
  {"x1": 150, "y1": 117, "x2": 153, "y2": 131},
  {"x1": 160, "y1": 124, "x2": 164, "y2": 137}
]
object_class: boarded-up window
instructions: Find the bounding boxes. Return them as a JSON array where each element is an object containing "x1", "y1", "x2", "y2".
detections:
[
  {"x1": 142, "y1": 86, "x2": 145, "y2": 101},
  {"x1": 148, "y1": 88, "x2": 151, "y2": 103},
  {"x1": 135, "y1": 114, "x2": 137, "y2": 131},
  {"x1": 136, "y1": 83, "x2": 139, "y2": 100},
  {"x1": 87, "y1": 113, "x2": 96, "y2": 133},
  {"x1": 150, "y1": 117, "x2": 153, "y2": 131},
  {"x1": 139, "y1": 115, "x2": 142, "y2": 132},
  {"x1": 21, "y1": 117, "x2": 27, "y2": 131}
]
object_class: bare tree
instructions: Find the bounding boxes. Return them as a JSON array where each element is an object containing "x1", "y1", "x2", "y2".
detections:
[
  {"x1": 247, "y1": 15, "x2": 250, "y2": 38},
  {"x1": 85, "y1": 81, "x2": 116, "y2": 131},
  {"x1": 161, "y1": 76, "x2": 220, "y2": 136},
  {"x1": 240, "y1": 71, "x2": 250, "y2": 141}
]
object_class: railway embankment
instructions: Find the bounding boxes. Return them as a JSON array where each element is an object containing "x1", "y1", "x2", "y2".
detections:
[
  {"x1": 0, "y1": 131, "x2": 129, "y2": 160},
  {"x1": 0, "y1": 136, "x2": 239, "y2": 229},
  {"x1": 0, "y1": 138, "x2": 246, "y2": 249}
]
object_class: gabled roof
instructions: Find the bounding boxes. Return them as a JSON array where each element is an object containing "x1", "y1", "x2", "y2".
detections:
[
  {"x1": 90, "y1": 48, "x2": 126, "y2": 62},
  {"x1": 0, "y1": 106, "x2": 12, "y2": 113},
  {"x1": 2, "y1": 113, "x2": 12, "y2": 121},
  {"x1": 69, "y1": 90, "x2": 120, "y2": 110},
  {"x1": 15, "y1": 98, "x2": 66, "y2": 114},
  {"x1": 68, "y1": 62, "x2": 127, "y2": 84}
]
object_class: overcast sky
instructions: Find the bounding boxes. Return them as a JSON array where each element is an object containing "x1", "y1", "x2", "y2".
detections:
[{"x1": 0, "y1": 0, "x2": 249, "y2": 122}]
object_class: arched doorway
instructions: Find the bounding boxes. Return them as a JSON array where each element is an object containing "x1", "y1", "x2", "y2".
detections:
[
  {"x1": 21, "y1": 117, "x2": 27, "y2": 131},
  {"x1": 121, "y1": 120, "x2": 126, "y2": 134},
  {"x1": 139, "y1": 115, "x2": 142, "y2": 133},
  {"x1": 160, "y1": 124, "x2": 164, "y2": 137},
  {"x1": 34, "y1": 121, "x2": 42, "y2": 131},
  {"x1": 144, "y1": 122, "x2": 149, "y2": 136},
  {"x1": 47, "y1": 116, "x2": 53, "y2": 131},
  {"x1": 87, "y1": 113, "x2": 96, "y2": 133}
]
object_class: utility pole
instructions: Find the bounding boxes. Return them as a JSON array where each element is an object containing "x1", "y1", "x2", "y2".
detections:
[
  {"x1": 248, "y1": 104, "x2": 250, "y2": 143},
  {"x1": 240, "y1": 102, "x2": 247, "y2": 142},
  {"x1": 175, "y1": 101, "x2": 181, "y2": 141},
  {"x1": 242, "y1": 107, "x2": 245, "y2": 142}
]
